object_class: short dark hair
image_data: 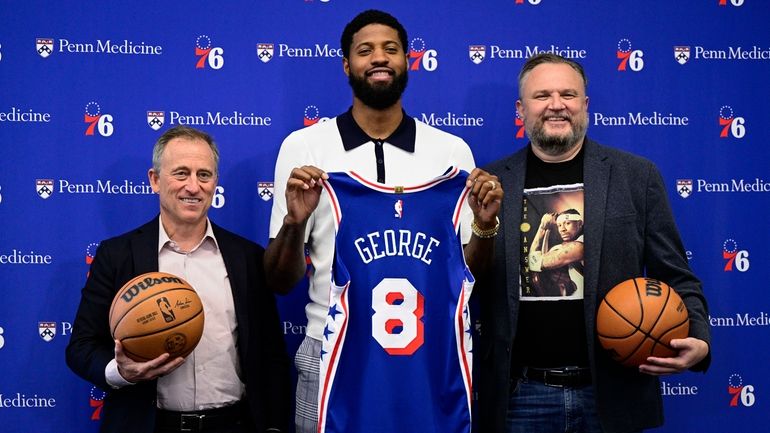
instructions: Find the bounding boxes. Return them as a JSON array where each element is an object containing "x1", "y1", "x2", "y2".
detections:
[
  {"x1": 152, "y1": 125, "x2": 219, "y2": 175},
  {"x1": 340, "y1": 9, "x2": 408, "y2": 59},
  {"x1": 518, "y1": 53, "x2": 588, "y2": 96}
]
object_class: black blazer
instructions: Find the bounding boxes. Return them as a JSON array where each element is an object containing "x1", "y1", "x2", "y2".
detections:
[
  {"x1": 478, "y1": 139, "x2": 711, "y2": 433},
  {"x1": 66, "y1": 217, "x2": 290, "y2": 433}
]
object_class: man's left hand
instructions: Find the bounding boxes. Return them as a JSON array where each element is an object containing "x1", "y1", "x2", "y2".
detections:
[{"x1": 638, "y1": 337, "x2": 709, "y2": 375}]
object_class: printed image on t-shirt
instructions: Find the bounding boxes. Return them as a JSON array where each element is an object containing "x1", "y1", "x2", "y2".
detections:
[{"x1": 520, "y1": 183, "x2": 584, "y2": 301}]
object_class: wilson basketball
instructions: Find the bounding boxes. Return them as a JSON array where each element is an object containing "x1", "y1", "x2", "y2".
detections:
[
  {"x1": 597, "y1": 277, "x2": 689, "y2": 367},
  {"x1": 109, "y1": 272, "x2": 204, "y2": 362}
]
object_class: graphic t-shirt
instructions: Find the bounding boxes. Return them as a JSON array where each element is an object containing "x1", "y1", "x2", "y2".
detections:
[{"x1": 513, "y1": 146, "x2": 589, "y2": 369}]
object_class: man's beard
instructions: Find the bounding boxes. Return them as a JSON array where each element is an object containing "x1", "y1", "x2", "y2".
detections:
[
  {"x1": 348, "y1": 69, "x2": 408, "y2": 110},
  {"x1": 527, "y1": 113, "x2": 588, "y2": 156}
]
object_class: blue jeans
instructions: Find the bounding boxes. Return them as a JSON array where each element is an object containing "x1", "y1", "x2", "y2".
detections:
[{"x1": 506, "y1": 378, "x2": 603, "y2": 433}]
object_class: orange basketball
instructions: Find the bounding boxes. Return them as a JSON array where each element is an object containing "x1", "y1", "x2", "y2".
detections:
[
  {"x1": 596, "y1": 277, "x2": 689, "y2": 367},
  {"x1": 109, "y1": 272, "x2": 204, "y2": 362}
]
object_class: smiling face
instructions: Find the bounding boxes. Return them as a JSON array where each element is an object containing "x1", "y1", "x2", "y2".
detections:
[
  {"x1": 148, "y1": 136, "x2": 217, "y2": 234},
  {"x1": 344, "y1": 23, "x2": 408, "y2": 110},
  {"x1": 517, "y1": 62, "x2": 589, "y2": 157}
]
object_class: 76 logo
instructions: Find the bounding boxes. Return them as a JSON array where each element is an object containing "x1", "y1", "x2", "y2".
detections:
[
  {"x1": 617, "y1": 39, "x2": 644, "y2": 72},
  {"x1": 723, "y1": 239, "x2": 749, "y2": 272},
  {"x1": 84, "y1": 101, "x2": 114, "y2": 137},
  {"x1": 408, "y1": 38, "x2": 438, "y2": 72},
  {"x1": 728, "y1": 374, "x2": 755, "y2": 407},
  {"x1": 195, "y1": 35, "x2": 224, "y2": 70},
  {"x1": 719, "y1": 105, "x2": 745, "y2": 138},
  {"x1": 515, "y1": 112, "x2": 526, "y2": 139}
]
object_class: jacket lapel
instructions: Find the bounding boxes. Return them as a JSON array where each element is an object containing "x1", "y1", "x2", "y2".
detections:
[
  {"x1": 131, "y1": 218, "x2": 160, "y2": 275},
  {"x1": 582, "y1": 139, "x2": 610, "y2": 339},
  {"x1": 501, "y1": 148, "x2": 528, "y2": 339}
]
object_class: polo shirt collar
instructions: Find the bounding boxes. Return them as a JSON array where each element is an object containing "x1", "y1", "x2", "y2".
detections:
[{"x1": 337, "y1": 107, "x2": 416, "y2": 152}]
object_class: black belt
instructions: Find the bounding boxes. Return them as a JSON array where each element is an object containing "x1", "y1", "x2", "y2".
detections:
[
  {"x1": 155, "y1": 401, "x2": 244, "y2": 432},
  {"x1": 524, "y1": 366, "x2": 592, "y2": 388}
]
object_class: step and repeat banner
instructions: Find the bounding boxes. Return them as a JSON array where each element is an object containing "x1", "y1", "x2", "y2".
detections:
[{"x1": 1, "y1": 1, "x2": 768, "y2": 432}]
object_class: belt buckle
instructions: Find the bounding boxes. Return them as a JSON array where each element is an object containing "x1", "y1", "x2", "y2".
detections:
[
  {"x1": 180, "y1": 413, "x2": 205, "y2": 432},
  {"x1": 542, "y1": 370, "x2": 564, "y2": 388}
]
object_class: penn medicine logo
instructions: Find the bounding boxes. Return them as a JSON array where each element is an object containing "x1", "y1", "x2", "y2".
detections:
[
  {"x1": 257, "y1": 43, "x2": 274, "y2": 63},
  {"x1": 674, "y1": 177, "x2": 770, "y2": 198},
  {"x1": 35, "y1": 178, "x2": 155, "y2": 197},
  {"x1": 256, "y1": 41, "x2": 341, "y2": 60},
  {"x1": 258, "y1": 182, "x2": 274, "y2": 202},
  {"x1": 195, "y1": 35, "x2": 224, "y2": 69},
  {"x1": 36, "y1": 38, "x2": 54, "y2": 58},
  {"x1": 84, "y1": 101, "x2": 114, "y2": 137},
  {"x1": 39, "y1": 322, "x2": 56, "y2": 342},
  {"x1": 475, "y1": 44, "x2": 587, "y2": 61},
  {"x1": 674, "y1": 46, "x2": 690, "y2": 65},
  {"x1": 676, "y1": 179, "x2": 693, "y2": 198},
  {"x1": 469, "y1": 45, "x2": 485, "y2": 64},
  {"x1": 36, "y1": 179, "x2": 54, "y2": 199},
  {"x1": 37, "y1": 37, "x2": 162, "y2": 56},
  {"x1": 147, "y1": 111, "x2": 164, "y2": 130}
]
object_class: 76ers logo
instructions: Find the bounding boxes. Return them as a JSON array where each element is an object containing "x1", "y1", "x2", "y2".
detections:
[
  {"x1": 728, "y1": 374, "x2": 755, "y2": 407},
  {"x1": 195, "y1": 35, "x2": 224, "y2": 69},
  {"x1": 84, "y1": 101, "x2": 114, "y2": 137},
  {"x1": 408, "y1": 38, "x2": 438, "y2": 72},
  {"x1": 723, "y1": 239, "x2": 749, "y2": 272},
  {"x1": 303, "y1": 105, "x2": 330, "y2": 126},
  {"x1": 616, "y1": 39, "x2": 644, "y2": 72},
  {"x1": 515, "y1": 112, "x2": 526, "y2": 139},
  {"x1": 90, "y1": 386, "x2": 106, "y2": 420},
  {"x1": 719, "y1": 105, "x2": 746, "y2": 138}
]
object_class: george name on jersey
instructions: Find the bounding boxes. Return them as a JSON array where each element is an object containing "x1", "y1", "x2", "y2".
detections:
[{"x1": 354, "y1": 229, "x2": 440, "y2": 265}]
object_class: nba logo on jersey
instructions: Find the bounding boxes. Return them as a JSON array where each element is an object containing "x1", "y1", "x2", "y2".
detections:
[{"x1": 318, "y1": 167, "x2": 475, "y2": 433}]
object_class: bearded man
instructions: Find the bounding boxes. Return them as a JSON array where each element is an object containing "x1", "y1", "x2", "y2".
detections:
[
  {"x1": 478, "y1": 53, "x2": 710, "y2": 433},
  {"x1": 264, "y1": 9, "x2": 501, "y2": 433}
]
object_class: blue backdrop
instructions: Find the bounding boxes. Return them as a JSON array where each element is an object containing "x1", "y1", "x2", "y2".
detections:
[{"x1": 1, "y1": 1, "x2": 768, "y2": 432}]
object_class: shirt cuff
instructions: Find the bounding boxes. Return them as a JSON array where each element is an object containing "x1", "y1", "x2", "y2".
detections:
[{"x1": 105, "y1": 359, "x2": 134, "y2": 389}]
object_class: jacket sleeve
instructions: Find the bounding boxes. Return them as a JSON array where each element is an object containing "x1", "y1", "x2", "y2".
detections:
[
  {"x1": 65, "y1": 241, "x2": 121, "y2": 390},
  {"x1": 643, "y1": 163, "x2": 711, "y2": 371}
]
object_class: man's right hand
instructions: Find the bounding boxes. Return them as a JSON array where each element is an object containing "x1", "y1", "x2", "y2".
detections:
[
  {"x1": 114, "y1": 340, "x2": 184, "y2": 383},
  {"x1": 284, "y1": 165, "x2": 328, "y2": 226}
]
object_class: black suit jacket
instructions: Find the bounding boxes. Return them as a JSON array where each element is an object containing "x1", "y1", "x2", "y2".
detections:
[
  {"x1": 66, "y1": 217, "x2": 290, "y2": 433},
  {"x1": 478, "y1": 139, "x2": 711, "y2": 433}
]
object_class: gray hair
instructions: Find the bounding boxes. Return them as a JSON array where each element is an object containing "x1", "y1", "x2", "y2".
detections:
[
  {"x1": 152, "y1": 125, "x2": 219, "y2": 175},
  {"x1": 518, "y1": 53, "x2": 588, "y2": 97}
]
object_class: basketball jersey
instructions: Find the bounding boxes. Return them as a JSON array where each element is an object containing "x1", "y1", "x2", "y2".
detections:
[{"x1": 318, "y1": 167, "x2": 475, "y2": 433}]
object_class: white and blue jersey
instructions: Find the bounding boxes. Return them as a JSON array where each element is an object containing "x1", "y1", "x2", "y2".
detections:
[{"x1": 318, "y1": 167, "x2": 475, "y2": 433}]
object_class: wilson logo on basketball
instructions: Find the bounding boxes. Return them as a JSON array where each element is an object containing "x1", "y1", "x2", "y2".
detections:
[{"x1": 119, "y1": 275, "x2": 183, "y2": 303}]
